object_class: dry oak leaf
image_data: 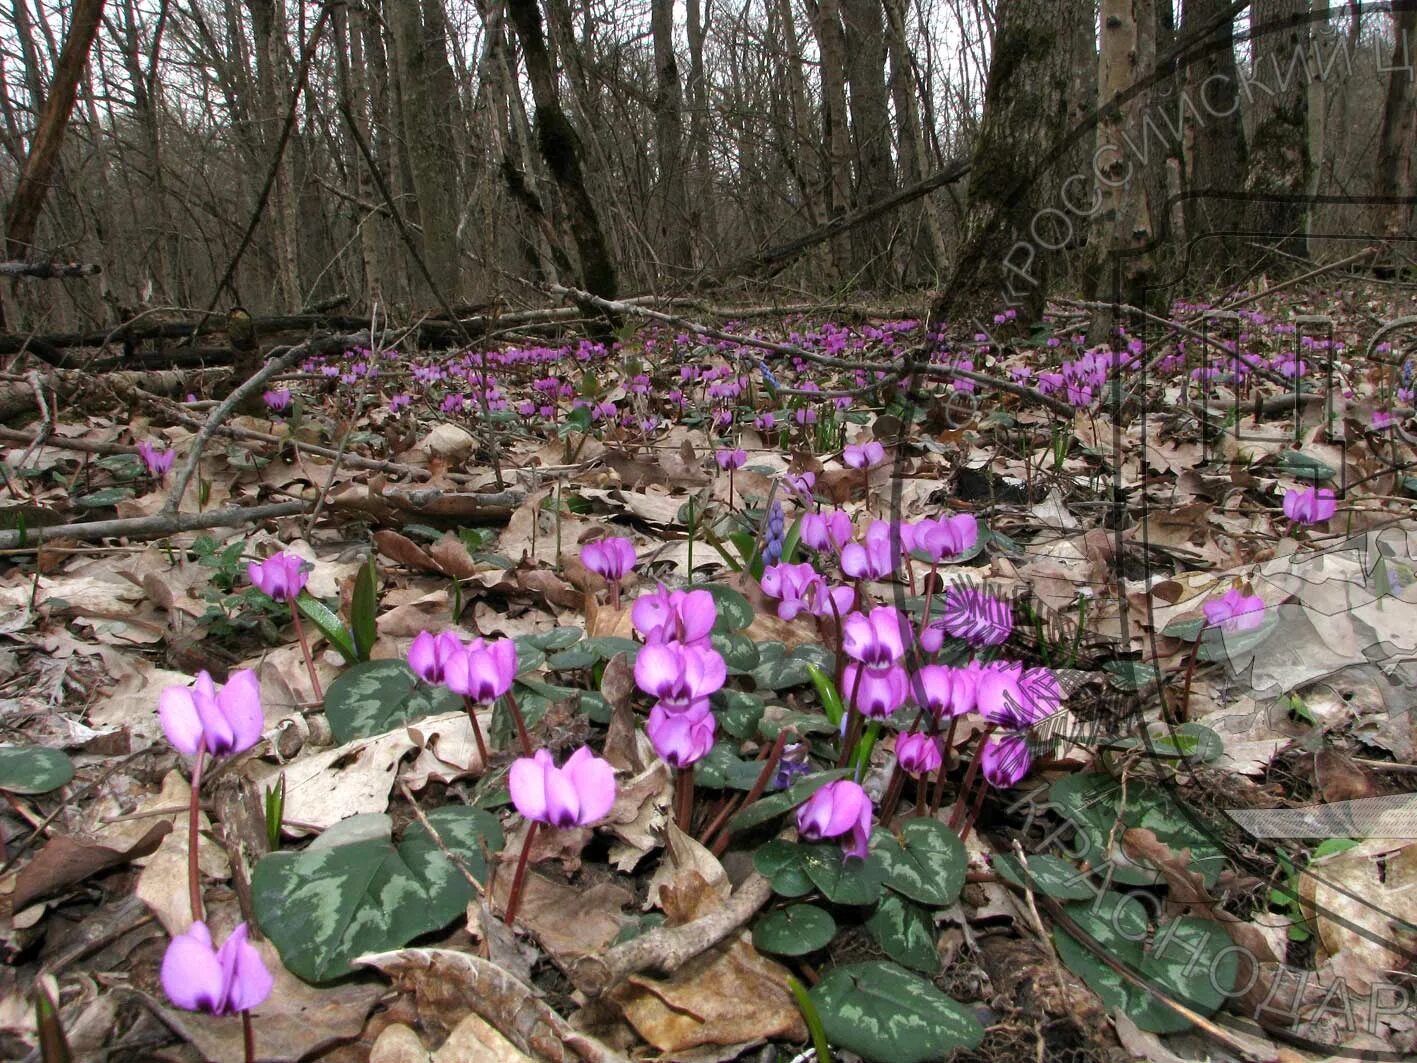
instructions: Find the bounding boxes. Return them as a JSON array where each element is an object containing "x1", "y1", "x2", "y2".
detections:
[
  {"x1": 13, "y1": 821, "x2": 169, "y2": 910},
  {"x1": 610, "y1": 932, "x2": 806, "y2": 1052}
]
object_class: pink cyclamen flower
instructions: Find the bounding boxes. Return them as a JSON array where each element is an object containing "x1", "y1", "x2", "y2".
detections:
[
  {"x1": 841, "y1": 520, "x2": 904, "y2": 581},
  {"x1": 800, "y1": 510, "x2": 853, "y2": 552},
  {"x1": 842, "y1": 441, "x2": 886, "y2": 469},
  {"x1": 247, "y1": 552, "x2": 310, "y2": 603},
  {"x1": 896, "y1": 732, "x2": 943, "y2": 777},
  {"x1": 161, "y1": 922, "x2": 273, "y2": 1016},
  {"x1": 1202, "y1": 588, "x2": 1266, "y2": 634},
  {"x1": 138, "y1": 441, "x2": 175, "y2": 481},
  {"x1": 978, "y1": 665, "x2": 1062, "y2": 789},
  {"x1": 715, "y1": 448, "x2": 748, "y2": 471},
  {"x1": 581, "y1": 538, "x2": 637, "y2": 582},
  {"x1": 509, "y1": 746, "x2": 617, "y2": 828},
  {"x1": 647, "y1": 700, "x2": 716, "y2": 768},
  {"x1": 158, "y1": 670, "x2": 263, "y2": 759},
  {"x1": 407, "y1": 630, "x2": 466, "y2": 684},
  {"x1": 1283, "y1": 485, "x2": 1337, "y2": 525},
  {"x1": 914, "y1": 513, "x2": 979, "y2": 562},
  {"x1": 841, "y1": 606, "x2": 911, "y2": 666},
  {"x1": 783, "y1": 471, "x2": 816, "y2": 500},
  {"x1": 910, "y1": 664, "x2": 974, "y2": 719},
  {"x1": 759, "y1": 562, "x2": 854, "y2": 622},
  {"x1": 632, "y1": 585, "x2": 717, "y2": 647},
  {"x1": 445, "y1": 638, "x2": 517, "y2": 702},
  {"x1": 796, "y1": 779, "x2": 873, "y2": 860},
  {"x1": 263, "y1": 389, "x2": 292, "y2": 412},
  {"x1": 634, "y1": 640, "x2": 726, "y2": 711}
]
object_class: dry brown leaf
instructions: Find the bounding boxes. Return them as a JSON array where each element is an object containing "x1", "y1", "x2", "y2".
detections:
[
  {"x1": 14, "y1": 821, "x2": 169, "y2": 909},
  {"x1": 251, "y1": 728, "x2": 415, "y2": 833},
  {"x1": 646, "y1": 820, "x2": 730, "y2": 916},
  {"x1": 610, "y1": 933, "x2": 805, "y2": 1052},
  {"x1": 374, "y1": 529, "x2": 444, "y2": 574}
]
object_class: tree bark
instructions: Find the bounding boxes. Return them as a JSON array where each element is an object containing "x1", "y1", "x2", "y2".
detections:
[
  {"x1": 1375, "y1": 3, "x2": 1416, "y2": 239},
  {"x1": 4, "y1": 0, "x2": 106, "y2": 260},
  {"x1": 840, "y1": 0, "x2": 896, "y2": 285},
  {"x1": 931, "y1": 0, "x2": 1090, "y2": 326},
  {"x1": 650, "y1": 0, "x2": 691, "y2": 271},
  {"x1": 884, "y1": 0, "x2": 948, "y2": 279},
  {"x1": 506, "y1": 0, "x2": 618, "y2": 306},
  {"x1": 1243, "y1": 0, "x2": 1311, "y2": 258},
  {"x1": 806, "y1": 0, "x2": 854, "y2": 278},
  {"x1": 1182, "y1": 0, "x2": 1247, "y2": 249}
]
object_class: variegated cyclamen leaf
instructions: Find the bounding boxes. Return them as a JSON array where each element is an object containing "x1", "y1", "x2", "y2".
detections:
[
  {"x1": 322, "y1": 660, "x2": 462, "y2": 744},
  {"x1": 865, "y1": 893, "x2": 939, "y2": 973},
  {"x1": 753, "y1": 903, "x2": 836, "y2": 956},
  {"x1": 809, "y1": 961, "x2": 984, "y2": 1062},
  {"x1": 871, "y1": 819, "x2": 966, "y2": 907},
  {"x1": 252, "y1": 809, "x2": 502, "y2": 983},
  {"x1": 0, "y1": 746, "x2": 73, "y2": 795}
]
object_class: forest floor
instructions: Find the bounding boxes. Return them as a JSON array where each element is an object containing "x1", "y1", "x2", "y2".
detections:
[{"x1": 0, "y1": 280, "x2": 1414, "y2": 1063}]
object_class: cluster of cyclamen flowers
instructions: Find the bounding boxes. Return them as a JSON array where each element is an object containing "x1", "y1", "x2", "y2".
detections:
[{"x1": 630, "y1": 585, "x2": 724, "y2": 770}]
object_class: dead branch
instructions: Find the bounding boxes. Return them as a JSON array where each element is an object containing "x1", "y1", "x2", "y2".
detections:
[
  {"x1": 0, "y1": 261, "x2": 101, "y2": 278},
  {"x1": 569, "y1": 870, "x2": 774, "y2": 997},
  {"x1": 0, "y1": 500, "x2": 311, "y2": 551},
  {"x1": 359, "y1": 948, "x2": 632, "y2": 1063}
]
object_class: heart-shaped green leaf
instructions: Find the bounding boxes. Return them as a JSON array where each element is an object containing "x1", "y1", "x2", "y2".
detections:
[
  {"x1": 866, "y1": 893, "x2": 939, "y2": 973},
  {"x1": 252, "y1": 807, "x2": 501, "y2": 983},
  {"x1": 809, "y1": 961, "x2": 984, "y2": 1062},
  {"x1": 322, "y1": 660, "x2": 462, "y2": 745},
  {"x1": 753, "y1": 903, "x2": 836, "y2": 956},
  {"x1": 801, "y1": 843, "x2": 883, "y2": 906},
  {"x1": 0, "y1": 746, "x2": 73, "y2": 795},
  {"x1": 711, "y1": 631, "x2": 761, "y2": 674},
  {"x1": 529, "y1": 626, "x2": 583, "y2": 651},
  {"x1": 701, "y1": 583, "x2": 753, "y2": 632},
  {"x1": 713, "y1": 689, "x2": 764, "y2": 739},
  {"x1": 872, "y1": 819, "x2": 966, "y2": 906},
  {"x1": 753, "y1": 839, "x2": 815, "y2": 897},
  {"x1": 727, "y1": 768, "x2": 851, "y2": 835},
  {"x1": 990, "y1": 853, "x2": 1097, "y2": 900}
]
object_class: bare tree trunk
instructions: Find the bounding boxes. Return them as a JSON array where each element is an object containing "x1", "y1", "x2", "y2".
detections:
[
  {"x1": 651, "y1": 0, "x2": 691, "y2": 272},
  {"x1": 884, "y1": 0, "x2": 947, "y2": 278},
  {"x1": 245, "y1": 0, "x2": 302, "y2": 309},
  {"x1": 1244, "y1": 0, "x2": 1310, "y2": 258},
  {"x1": 1084, "y1": 0, "x2": 1156, "y2": 330},
  {"x1": 1375, "y1": 2, "x2": 1417, "y2": 240},
  {"x1": 840, "y1": 0, "x2": 896, "y2": 286},
  {"x1": 4, "y1": 0, "x2": 106, "y2": 261},
  {"x1": 506, "y1": 0, "x2": 618, "y2": 304},
  {"x1": 931, "y1": 0, "x2": 1090, "y2": 326},
  {"x1": 685, "y1": 0, "x2": 713, "y2": 256},
  {"x1": 1182, "y1": 0, "x2": 1247, "y2": 250},
  {"x1": 387, "y1": 0, "x2": 464, "y2": 301},
  {"x1": 806, "y1": 0, "x2": 853, "y2": 279}
]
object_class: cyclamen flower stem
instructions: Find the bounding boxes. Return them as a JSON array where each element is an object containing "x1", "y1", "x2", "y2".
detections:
[
  {"x1": 287, "y1": 603, "x2": 324, "y2": 703},
  {"x1": 707, "y1": 730, "x2": 787, "y2": 856},
  {"x1": 610, "y1": 579, "x2": 621, "y2": 611},
  {"x1": 675, "y1": 767, "x2": 695, "y2": 832},
  {"x1": 836, "y1": 666, "x2": 867, "y2": 769},
  {"x1": 462, "y1": 696, "x2": 491, "y2": 769},
  {"x1": 920, "y1": 562, "x2": 940, "y2": 629},
  {"x1": 878, "y1": 763, "x2": 905, "y2": 824},
  {"x1": 504, "y1": 819, "x2": 539, "y2": 928},
  {"x1": 956, "y1": 772, "x2": 990, "y2": 844},
  {"x1": 502, "y1": 688, "x2": 534, "y2": 757},
  {"x1": 188, "y1": 736, "x2": 207, "y2": 924},
  {"x1": 242, "y1": 1010, "x2": 256, "y2": 1063},
  {"x1": 948, "y1": 724, "x2": 995, "y2": 833}
]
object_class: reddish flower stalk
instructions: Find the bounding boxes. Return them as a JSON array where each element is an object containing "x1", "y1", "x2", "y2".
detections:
[
  {"x1": 189, "y1": 735, "x2": 207, "y2": 923},
  {"x1": 288, "y1": 604, "x2": 323, "y2": 703},
  {"x1": 504, "y1": 820, "x2": 538, "y2": 927},
  {"x1": 708, "y1": 730, "x2": 787, "y2": 856},
  {"x1": 462, "y1": 696, "x2": 491, "y2": 769},
  {"x1": 948, "y1": 724, "x2": 995, "y2": 832},
  {"x1": 675, "y1": 767, "x2": 696, "y2": 832},
  {"x1": 502, "y1": 688, "x2": 534, "y2": 757}
]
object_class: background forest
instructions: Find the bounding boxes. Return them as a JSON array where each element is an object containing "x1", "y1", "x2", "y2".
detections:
[{"x1": 1, "y1": 0, "x2": 1413, "y2": 335}]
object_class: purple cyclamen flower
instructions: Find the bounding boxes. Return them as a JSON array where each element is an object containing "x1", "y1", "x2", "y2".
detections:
[
  {"x1": 783, "y1": 471, "x2": 816, "y2": 501},
  {"x1": 1283, "y1": 485, "x2": 1337, "y2": 525},
  {"x1": 138, "y1": 441, "x2": 175, "y2": 481},
  {"x1": 263, "y1": 389, "x2": 292, "y2": 413},
  {"x1": 796, "y1": 779, "x2": 873, "y2": 860},
  {"x1": 840, "y1": 520, "x2": 903, "y2": 581},
  {"x1": 910, "y1": 664, "x2": 976, "y2": 719},
  {"x1": 925, "y1": 584, "x2": 1012, "y2": 650},
  {"x1": 759, "y1": 563, "x2": 854, "y2": 622},
  {"x1": 247, "y1": 552, "x2": 310, "y2": 603},
  {"x1": 913, "y1": 513, "x2": 979, "y2": 562},
  {"x1": 509, "y1": 746, "x2": 617, "y2": 828},
  {"x1": 407, "y1": 630, "x2": 466, "y2": 684},
  {"x1": 1202, "y1": 588, "x2": 1265, "y2": 634},
  {"x1": 632, "y1": 585, "x2": 717, "y2": 647},
  {"x1": 716, "y1": 448, "x2": 747, "y2": 471},
  {"x1": 842, "y1": 606, "x2": 911, "y2": 666},
  {"x1": 896, "y1": 732, "x2": 942, "y2": 777},
  {"x1": 842, "y1": 441, "x2": 886, "y2": 469},
  {"x1": 581, "y1": 538, "x2": 637, "y2": 582},
  {"x1": 800, "y1": 510, "x2": 853, "y2": 553},
  {"x1": 634, "y1": 640, "x2": 726, "y2": 711},
  {"x1": 161, "y1": 922, "x2": 273, "y2": 1016},
  {"x1": 158, "y1": 669, "x2": 264, "y2": 759},
  {"x1": 978, "y1": 665, "x2": 1062, "y2": 789},
  {"x1": 647, "y1": 700, "x2": 716, "y2": 768},
  {"x1": 445, "y1": 638, "x2": 517, "y2": 702}
]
